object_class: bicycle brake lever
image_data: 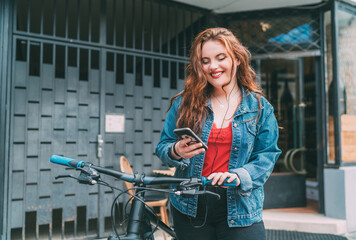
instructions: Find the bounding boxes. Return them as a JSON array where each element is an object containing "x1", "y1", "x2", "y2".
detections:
[
  {"x1": 78, "y1": 164, "x2": 100, "y2": 180},
  {"x1": 55, "y1": 174, "x2": 78, "y2": 180},
  {"x1": 54, "y1": 172, "x2": 98, "y2": 185},
  {"x1": 174, "y1": 189, "x2": 220, "y2": 199},
  {"x1": 77, "y1": 171, "x2": 98, "y2": 185},
  {"x1": 201, "y1": 190, "x2": 220, "y2": 200},
  {"x1": 178, "y1": 178, "x2": 202, "y2": 190}
]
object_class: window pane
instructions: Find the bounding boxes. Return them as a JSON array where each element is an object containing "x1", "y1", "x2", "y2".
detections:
[
  {"x1": 115, "y1": 0, "x2": 124, "y2": 46},
  {"x1": 79, "y1": 48, "x2": 88, "y2": 81},
  {"x1": 29, "y1": 42, "x2": 41, "y2": 76},
  {"x1": 337, "y1": 6, "x2": 356, "y2": 162},
  {"x1": 229, "y1": 11, "x2": 320, "y2": 55},
  {"x1": 145, "y1": 58, "x2": 152, "y2": 76},
  {"x1": 170, "y1": 62, "x2": 177, "y2": 89},
  {"x1": 154, "y1": 59, "x2": 160, "y2": 87},
  {"x1": 152, "y1": 2, "x2": 160, "y2": 52},
  {"x1": 79, "y1": 0, "x2": 89, "y2": 41},
  {"x1": 16, "y1": 39, "x2": 27, "y2": 62},
  {"x1": 192, "y1": 12, "x2": 202, "y2": 41},
  {"x1": 43, "y1": 0, "x2": 54, "y2": 35},
  {"x1": 161, "y1": 5, "x2": 168, "y2": 54},
  {"x1": 185, "y1": 11, "x2": 192, "y2": 56},
  {"x1": 162, "y1": 60, "x2": 168, "y2": 78},
  {"x1": 17, "y1": 0, "x2": 28, "y2": 32},
  {"x1": 43, "y1": 43, "x2": 53, "y2": 64},
  {"x1": 170, "y1": 6, "x2": 177, "y2": 55},
  {"x1": 107, "y1": 52, "x2": 114, "y2": 71},
  {"x1": 55, "y1": 45, "x2": 65, "y2": 78},
  {"x1": 116, "y1": 54, "x2": 124, "y2": 84},
  {"x1": 55, "y1": 0, "x2": 66, "y2": 37},
  {"x1": 134, "y1": 0, "x2": 142, "y2": 50},
  {"x1": 143, "y1": 1, "x2": 151, "y2": 51},
  {"x1": 325, "y1": 11, "x2": 335, "y2": 164},
  {"x1": 68, "y1": 0, "x2": 78, "y2": 39},
  {"x1": 106, "y1": 0, "x2": 114, "y2": 45},
  {"x1": 177, "y1": 9, "x2": 185, "y2": 56},
  {"x1": 91, "y1": 0, "x2": 101, "y2": 43},
  {"x1": 68, "y1": 47, "x2": 77, "y2": 67},
  {"x1": 126, "y1": 55, "x2": 134, "y2": 73},
  {"x1": 136, "y1": 57, "x2": 143, "y2": 86},
  {"x1": 91, "y1": 50, "x2": 100, "y2": 70},
  {"x1": 179, "y1": 62, "x2": 185, "y2": 79},
  {"x1": 30, "y1": 0, "x2": 41, "y2": 34},
  {"x1": 126, "y1": 0, "x2": 133, "y2": 48}
]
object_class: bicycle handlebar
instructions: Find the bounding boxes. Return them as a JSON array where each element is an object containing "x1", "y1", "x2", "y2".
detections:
[
  {"x1": 51, "y1": 155, "x2": 85, "y2": 168},
  {"x1": 50, "y1": 155, "x2": 238, "y2": 187}
]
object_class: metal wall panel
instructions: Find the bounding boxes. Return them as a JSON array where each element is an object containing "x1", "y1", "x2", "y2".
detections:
[
  {"x1": 14, "y1": 61, "x2": 26, "y2": 87},
  {"x1": 9, "y1": 38, "x2": 102, "y2": 239},
  {"x1": 10, "y1": 200, "x2": 23, "y2": 228},
  {"x1": 7, "y1": 0, "x2": 206, "y2": 238}
]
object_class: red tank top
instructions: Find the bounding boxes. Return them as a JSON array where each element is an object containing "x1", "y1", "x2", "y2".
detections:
[{"x1": 202, "y1": 122, "x2": 232, "y2": 177}]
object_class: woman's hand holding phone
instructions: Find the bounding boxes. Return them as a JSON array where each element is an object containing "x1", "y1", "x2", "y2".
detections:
[{"x1": 171, "y1": 138, "x2": 206, "y2": 160}]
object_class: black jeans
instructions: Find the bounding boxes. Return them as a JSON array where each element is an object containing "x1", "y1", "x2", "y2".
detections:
[{"x1": 171, "y1": 187, "x2": 266, "y2": 240}]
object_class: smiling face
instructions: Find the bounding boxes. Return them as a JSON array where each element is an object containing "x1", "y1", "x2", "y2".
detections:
[{"x1": 201, "y1": 40, "x2": 239, "y2": 92}]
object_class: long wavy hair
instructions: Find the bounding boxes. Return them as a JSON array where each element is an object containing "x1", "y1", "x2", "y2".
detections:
[{"x1": 169, "y1": 27, "x2": 262, "y2": 135}]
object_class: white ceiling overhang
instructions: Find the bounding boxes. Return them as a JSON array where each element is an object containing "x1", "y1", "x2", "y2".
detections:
[{"x1": 172, "y1": 0, "x2": 326, "y2": 13}]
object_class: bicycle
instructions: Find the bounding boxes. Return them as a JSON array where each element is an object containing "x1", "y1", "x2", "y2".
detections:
[{"x1": 50, "y1": 155, "x2": 238, "y2": 240}]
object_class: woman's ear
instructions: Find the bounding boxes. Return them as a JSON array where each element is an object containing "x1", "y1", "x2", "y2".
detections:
[{"x1": 235, "y1": 57, "x2": 241, "y2": 66}]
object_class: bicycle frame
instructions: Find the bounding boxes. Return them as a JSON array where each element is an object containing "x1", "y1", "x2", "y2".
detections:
[
  {"x1": 87, "y1": 165, "x2": 182, "y2": 239},
  {"x1": 108, "y1": 189, "x2": 176, "y2": 240}
]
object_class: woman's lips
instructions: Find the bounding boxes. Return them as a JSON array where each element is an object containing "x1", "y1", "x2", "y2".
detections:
[{"x1": 210, "y1": 71, "x2": 223, "y2": 79}]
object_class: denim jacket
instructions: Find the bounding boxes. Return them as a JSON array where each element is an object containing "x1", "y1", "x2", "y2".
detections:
[{"x1": 155, "y1": 88, "x2": 281, "y2": 227}]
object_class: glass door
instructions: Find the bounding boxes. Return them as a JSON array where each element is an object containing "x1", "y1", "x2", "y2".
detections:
[
  {"x1": 258, "y1": 58, "x2": 306, "y2": 174},
  {"x1": 254, "y1": 57, "x2": 318, "y2": 209}
]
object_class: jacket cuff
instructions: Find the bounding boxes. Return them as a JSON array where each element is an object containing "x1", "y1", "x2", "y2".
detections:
[
  {"x1": 161, "y1": 142, "x2": 183, "y2": 168},
  {"x1": 231, "y1": 167, "x2": 253, "y2": 197}
]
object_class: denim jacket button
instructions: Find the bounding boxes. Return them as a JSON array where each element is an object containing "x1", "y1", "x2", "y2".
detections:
[
  {"x1": 234, "y1": 123, "x2": 237, "y2": 128},
  {"x1": 234, "y1": 147, "x2": 237, "y2": 151},
  {"x1": 228, "y1": 196, "x2": 232, "y2": 200},
  {"x1": 230, "y1": 220, "x2": 235, "y2": 224}
]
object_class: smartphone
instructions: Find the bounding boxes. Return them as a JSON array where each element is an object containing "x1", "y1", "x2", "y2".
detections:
[{"x1": 173, "y1": 128, "x2": 208, "y2": 151}]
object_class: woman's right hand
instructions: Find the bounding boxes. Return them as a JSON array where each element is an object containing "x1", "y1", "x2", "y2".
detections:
[{"x1": 171, "y1": 138, "x2": 206, "y2": 160}]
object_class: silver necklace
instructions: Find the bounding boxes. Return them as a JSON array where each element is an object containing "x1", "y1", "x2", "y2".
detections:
[
  {"x1": 213, "y1": 89, "x2": 240, "y2": 109},
  {"x1": 214, "y1": 95, "x2": 226, "y2": 109}
]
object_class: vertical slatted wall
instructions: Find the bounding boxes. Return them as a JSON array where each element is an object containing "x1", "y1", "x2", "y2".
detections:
[
  {"x1": 9, "y1": 0, "x2": 207, "y2": 239},
  {"x1": 11, "y1": 38, "x2": 102, "y2": 239}
]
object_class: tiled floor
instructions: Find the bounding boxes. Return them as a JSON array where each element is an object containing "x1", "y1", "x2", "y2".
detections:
[{"x1": 110, "y1": 200, "x2": 356, "y2": 240}]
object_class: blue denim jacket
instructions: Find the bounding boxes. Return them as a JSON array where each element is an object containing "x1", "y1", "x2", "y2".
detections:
[{"x1": 155, "y1": 88, "x2": 281, "y2": 227}]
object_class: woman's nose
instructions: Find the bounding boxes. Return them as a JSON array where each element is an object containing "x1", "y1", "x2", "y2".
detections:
[{"x1": 209, "y1": 60, "x2": 218, "y2": 71}]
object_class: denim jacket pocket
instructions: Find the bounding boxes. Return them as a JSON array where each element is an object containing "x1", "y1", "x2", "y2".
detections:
[
  {"x1": 246, "y1": 122, "x2": 257, "y2": 137},
  {"x1": 174, "y1": 159, "x2": 190, "y2": 177},
  {"x1": 239, "y1": 187, "x2": 263, "y2": 214}
]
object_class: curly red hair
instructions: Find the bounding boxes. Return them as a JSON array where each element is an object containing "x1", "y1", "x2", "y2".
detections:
[{"x1": 169, "y1": 27, "x2": 261, "y2": 134}]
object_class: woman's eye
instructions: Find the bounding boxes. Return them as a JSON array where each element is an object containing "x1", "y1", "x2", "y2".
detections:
[
  {"x1": 202, "y1": 60, "x2": 209, "y2": 64},
  {"x1": 218, "y1": 57, "x2": 226, "y2": 61}
]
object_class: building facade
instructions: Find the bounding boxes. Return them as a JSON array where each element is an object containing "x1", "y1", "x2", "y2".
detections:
[{"x1": 1, "y1": 0, "x2": 356, "y2": 239}]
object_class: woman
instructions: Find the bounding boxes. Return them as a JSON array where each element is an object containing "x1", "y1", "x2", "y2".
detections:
[{"x1": 155, "y1": 28, "x2": 281, "y2": 240}]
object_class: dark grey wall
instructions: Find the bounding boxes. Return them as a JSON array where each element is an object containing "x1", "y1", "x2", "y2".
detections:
[{"x1": 0, "y1": 0, "x2": 11, "y2": 238}]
